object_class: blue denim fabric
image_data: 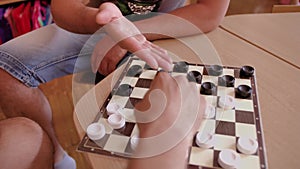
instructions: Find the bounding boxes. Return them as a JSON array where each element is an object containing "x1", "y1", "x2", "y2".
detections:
[
  {"x1": 0, "y1": 24, "x2": 91, "y2": 87},
  {"x1": 0, "y1": 0, "x2": 185, "y2": 88}
]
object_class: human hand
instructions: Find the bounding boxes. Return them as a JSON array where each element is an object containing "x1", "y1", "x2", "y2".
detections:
[
  {"x1": 92, "y1": 2, "x2": 172, "y2": 74},
  {"x1": 135, "y1": 72, "x2": 206, "y2": 147},
  {"x1": 91, "y1": 36, "x2": 128, "y2": 75}
]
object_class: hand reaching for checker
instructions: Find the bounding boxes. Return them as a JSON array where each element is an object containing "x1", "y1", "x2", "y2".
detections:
[
  {"x1": 127, "y1": 72, "x2": 206, "y2": 168},
  {"x1": 132, "y1": 72, "x2": 206, "y2": 158},
  {"x1": 91, "y1": 2, "x2": 172, "y2": 75}
]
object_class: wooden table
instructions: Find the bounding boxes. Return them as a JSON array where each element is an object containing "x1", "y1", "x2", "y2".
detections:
[
  {"x1": 74, "y1": 14, "x2": 300, "y2": 169},
  {"x1": 221, "y1": 13, "x2": 300, "y2": 69}
]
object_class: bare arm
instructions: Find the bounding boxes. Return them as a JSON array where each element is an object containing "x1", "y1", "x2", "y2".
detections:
[
  {"x1": 136, "y1": 0, "x2": 230, "y2": 40},
  {"x1": 51, "y1": 0, "x2": 229, "y2": 36},
  {"x1": 96, "y1": 0, "x2": 230, "y2": 75},
  {"x1": 50, "y1": 0, "x2": 103, "y2": 33}
]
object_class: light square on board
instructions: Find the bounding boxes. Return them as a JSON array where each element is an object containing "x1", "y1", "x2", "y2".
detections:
[
  {"x1": 234, "y1": 78, "x2": 252, "y2": 87},
  {"x1": 188, "y1": 65, "x2": 204, "y2": 74},
  {"x1": 130, "y1": 59, "x2": 146, "y2": 68},
  {"x1": 171, "y1": 72, "x2": 187, "y2": 78},
  {"x1": 120, "y1": 77, "x2": 138, "y2": 87},
  {"x1": 109, "y1": 95, "x2": 129, "y2": 109},
  {"x1": 139, "y1": 70, "x2": 157, "y2": 79},
  {"x1": 189, "y1": 147, "x2": 214, "y2": 167},
  {"x1": 217, "y1": 86, "x2": 235, "y2": 97},
  {"x1": 235, "y1": 123, "x2": 257, "y2": 139},
  {"x1": 121, "y1": 108, "x2": 136, "y2": 123},
  {"x1": 235, "y1": 98, "x2": 254, "y2": 112},
  {"x1": 90, "y1": 134, "x2": 110, "y2": 149},
  {"x1": 239, "y1": 154, "x2": 261, "y2": 169},
  {"x1": 202, "y1": 75, "x2": 218, "y2": 85},
  {"x1": 103, "y1": 134, "x2": 130, "y2": 153},
  {"x1": 221, "y1": 68, "x2": 235, "y2": 77},
  {"x1": 197, "y1": 119, "x2": 216, "y2": 134},
  {"x1": 214, "y1": 134, "x2": 237, "y2": 151},
  {"x1": 203, "y1": 95, "x2": 218, "y2": 107},
  {"x1": 130, "y1": 87, "x2": 149, "y2": 99},
  {"x1": 216, "y1": 108, "x2": 236, "y2": 122},
  {"x1": 98, "y1": 118, "x2": 114, "y2": 134}
]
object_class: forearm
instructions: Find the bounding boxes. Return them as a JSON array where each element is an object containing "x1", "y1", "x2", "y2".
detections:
[
  {"x1": 136, "y1": 0, "x2": 230, "y2": 41},
  {"x1": 51, "y1": 0, "x2": 100, "y2": 34}
]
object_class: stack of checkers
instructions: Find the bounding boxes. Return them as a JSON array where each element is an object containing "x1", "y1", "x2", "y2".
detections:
[{"x1": 78, "y1": 58, "x2": 267, "y2": 169}]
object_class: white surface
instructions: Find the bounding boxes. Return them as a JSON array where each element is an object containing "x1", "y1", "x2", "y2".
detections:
[
  {"x1": 87, "y1": 123, "x2": 106, "y2": 140},
  {"x1": 195, "y1": 132, "x2": 215, "y2": 149},
  {"x1": 218, "y1": 149, "x2": 240, "y2": 169},
  {"x1": 106, "y1": 102, "x2": 122, "y2": 115},
  {"x1": 204, "y1": 104, "x2": 216, "y2": 119},
  {"x1": 108, "y1": 114, "x2": 126, "y2": 129},
  {"x1": 218, "y1": 95, "x2": 235, "y2": 109},
  {"x1": 237, "y1": 137, "x2": 258, "y2": 155}
]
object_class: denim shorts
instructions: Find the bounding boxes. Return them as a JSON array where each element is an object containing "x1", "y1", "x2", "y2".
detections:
[
  {"x1": 0, "y1": 24, "x2": 93, "y2": 87},
  {"x1": 0, "y1": 0, "x2": 186, "y2": 88}
]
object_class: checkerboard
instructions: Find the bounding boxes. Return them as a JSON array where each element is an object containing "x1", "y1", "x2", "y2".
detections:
[{"x1": 78, "y1": 57, "x2": 268, "y2": 169}]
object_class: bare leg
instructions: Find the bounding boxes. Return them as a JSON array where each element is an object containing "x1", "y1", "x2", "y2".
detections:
[
  {"x1": 0, "y1": 117, "x2": 53, "y2": 169},
  {"x1": 0, "y1": 69, "x2": 64, "y2": 163}
]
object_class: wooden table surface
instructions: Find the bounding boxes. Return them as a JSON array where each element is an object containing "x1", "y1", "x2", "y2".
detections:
[
  {"x1": 74, "y1": 14, "x2": 300, "y2": 169},
  {"x1": 220, "y1": 13, "x2": 300, "y2": 69}
]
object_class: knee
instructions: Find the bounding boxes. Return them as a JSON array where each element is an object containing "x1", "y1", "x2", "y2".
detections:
[
  {"x1": 0, "y1": 117, "x2": 43, "y2": 135},
  {"x1": 0, "y1": 117, "x2": 53, "y2": 149},
  {"x1": 0, "y1": 117, "x2": 54, "y2": 169}
]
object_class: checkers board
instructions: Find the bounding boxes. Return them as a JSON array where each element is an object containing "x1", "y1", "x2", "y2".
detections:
[{"x1": 78, "y1": 57, "x2": 268, "y2": 169}]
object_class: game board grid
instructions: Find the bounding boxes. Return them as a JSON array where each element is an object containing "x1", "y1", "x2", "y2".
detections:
[
  {"x1": 77, "y1": 58, "x2": 268, "y2": 169},
  {"x1": 189, "y1": 145, "x2": 261, "y2": 169}
]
